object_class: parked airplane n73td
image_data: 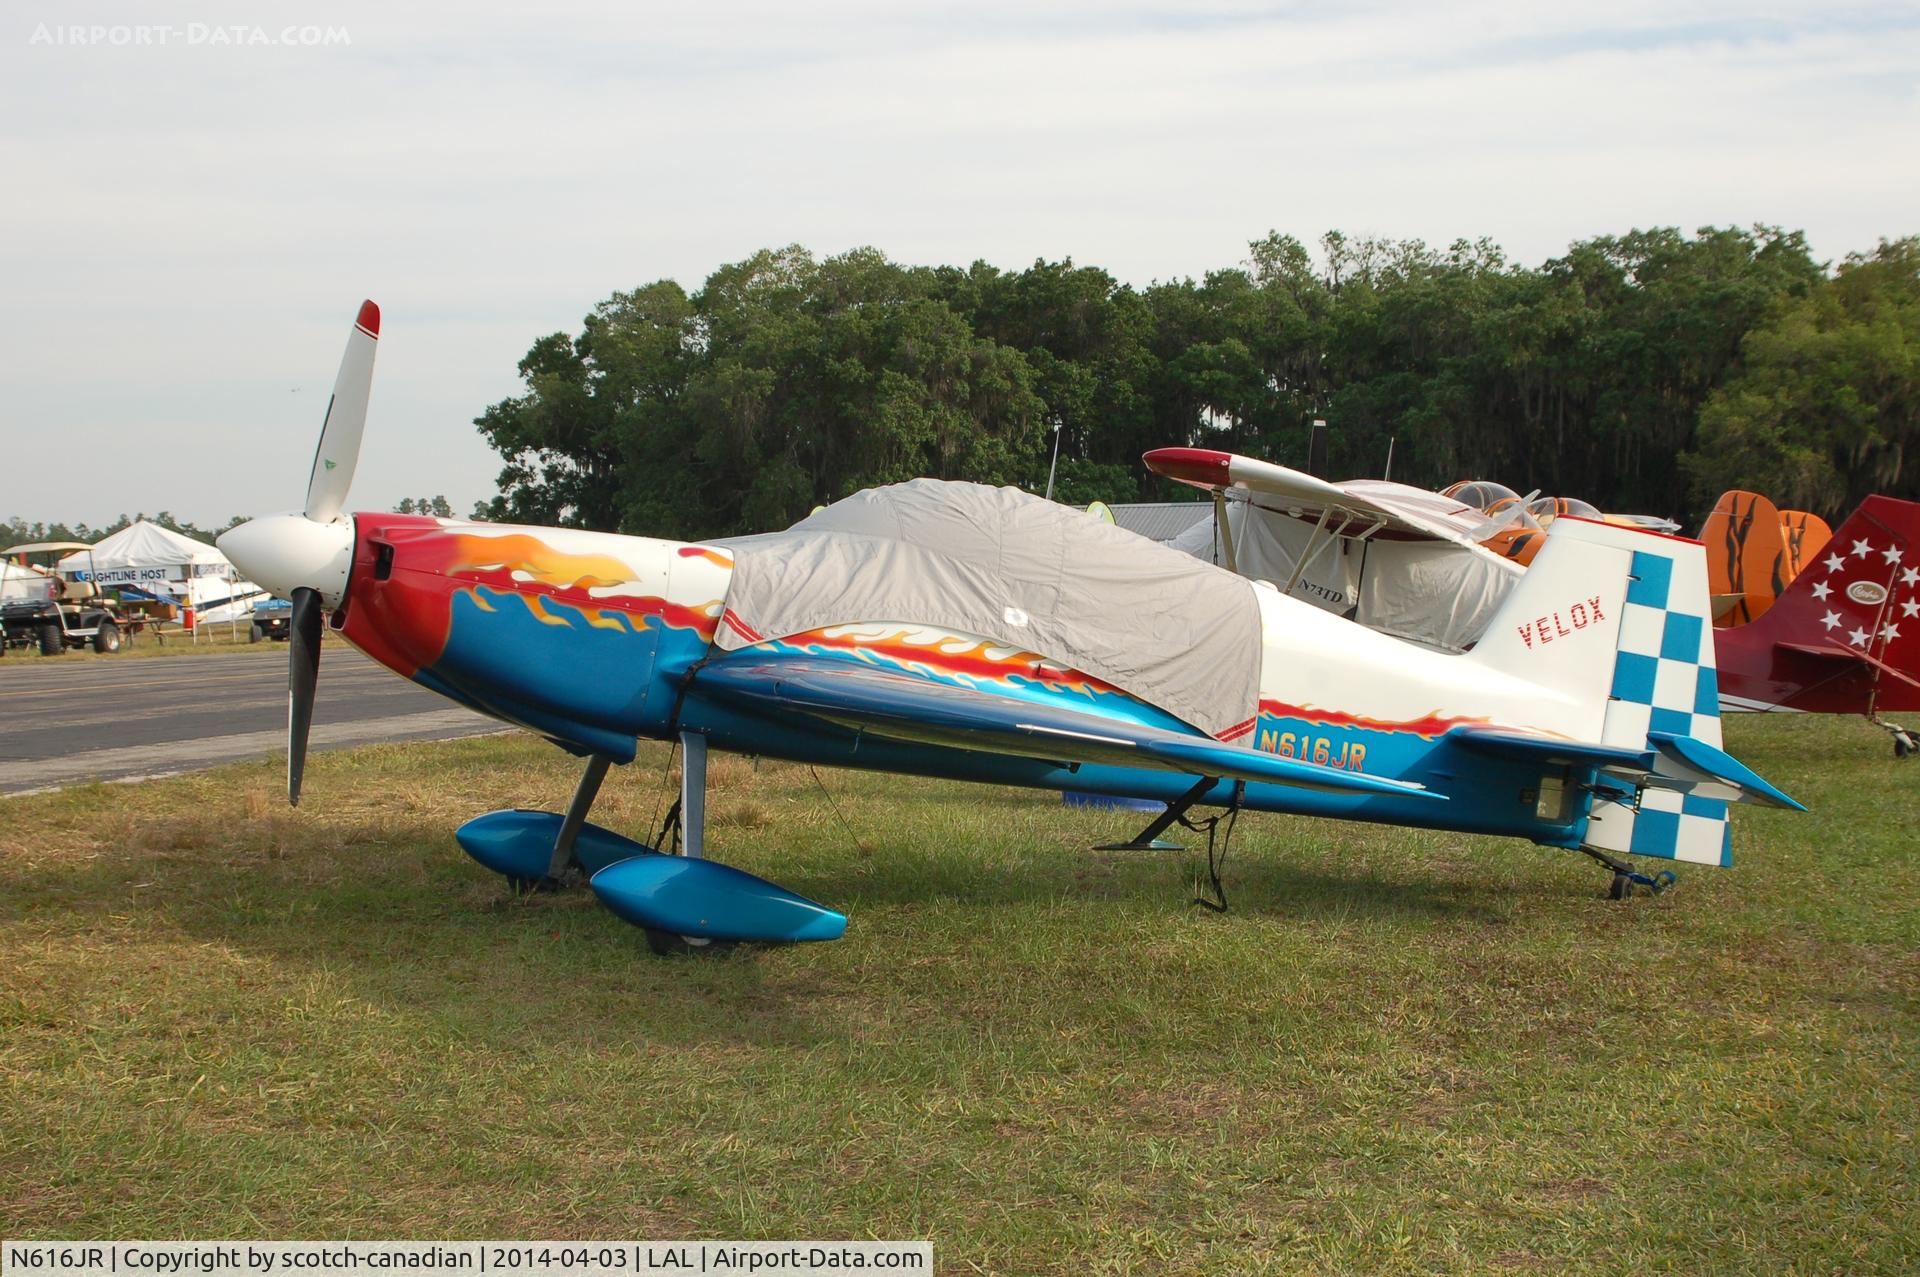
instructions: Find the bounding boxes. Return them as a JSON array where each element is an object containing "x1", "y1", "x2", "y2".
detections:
[
  {"x1": 1148, "y1": 446, "x2": 1920, "y2": 757},
  {"x1": 218, "y1": 304, "x2": 1803, "y2": 951}
]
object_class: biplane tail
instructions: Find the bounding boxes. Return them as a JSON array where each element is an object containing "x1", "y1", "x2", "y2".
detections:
[
  {"x1": 1719, "y1": 495, "x2": 1920, "y2": 716},
  {"x1": 1466, "y1": 516, "x2": 1799, "y2": 868},
  {"x1": 1702, "y1": 490, "x2": 1790, "y2": 626}
]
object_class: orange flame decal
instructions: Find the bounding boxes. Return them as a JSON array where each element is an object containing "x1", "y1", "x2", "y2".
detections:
[
  {"x1": 414, "y1": 532, "x2": 723, "y2": 641},
  {"x1": 446, "y1": 534, "x2": 642, "y2": 593},
  {"x1": 1258, "y1": 700, "x2": 1491, "y2": 739}
]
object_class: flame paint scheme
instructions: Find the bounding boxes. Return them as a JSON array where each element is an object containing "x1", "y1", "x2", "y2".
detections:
[{"x1": 220, "y1": 303, "x2": 1805, "y2": 951}]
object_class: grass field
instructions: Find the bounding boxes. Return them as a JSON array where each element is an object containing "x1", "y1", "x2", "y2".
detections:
[{"x1": 1, "y1": 715, "x2": 1915, "y2": 1273}]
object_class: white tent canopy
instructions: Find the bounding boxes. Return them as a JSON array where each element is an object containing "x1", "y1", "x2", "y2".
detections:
[{"x1": 56, "y1": 521, "x2": 268, "y2": 623}]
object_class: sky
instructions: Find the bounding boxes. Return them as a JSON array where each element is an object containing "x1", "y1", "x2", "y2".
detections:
[{"x1": 1, "y1": 1, "x2": 1916, "y2": 529}]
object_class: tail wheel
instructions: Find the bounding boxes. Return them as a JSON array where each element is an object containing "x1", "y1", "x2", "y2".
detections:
[{"x1": 644, "y1": 929, "x2": 736, "y2": 958}]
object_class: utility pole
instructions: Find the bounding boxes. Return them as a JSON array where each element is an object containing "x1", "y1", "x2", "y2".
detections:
[
  {"x1": 1043, "y1": 419, "x2": 1064, "y2": 501},
  {"x1": 1306, "y1": 418, "x2": 1328, "y2": 478}
]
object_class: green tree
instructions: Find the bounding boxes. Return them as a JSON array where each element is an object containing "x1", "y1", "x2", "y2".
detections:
[
  {"x1": 469, "y1": 227, "x2": 1901, "y2": 537},
  {"x1": 1685, "y1": 237, "x2": 1920, "y2": 516},
  {"x1": 477, "y1": 248, "x2": 1046, "y2": 537}
]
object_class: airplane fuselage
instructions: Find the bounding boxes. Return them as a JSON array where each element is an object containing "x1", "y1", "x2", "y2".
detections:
[{"x1": 336, "y1": 515, "x2": 1614, "y2": 850}]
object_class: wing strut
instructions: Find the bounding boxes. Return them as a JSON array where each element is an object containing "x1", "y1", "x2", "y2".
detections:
[
  {"x1": 1213, "y1": 490, "x2": 1237, "y2": 573},
  {"x1": 1283, "y1": 505, "x2": 1336, "y2": 594}
]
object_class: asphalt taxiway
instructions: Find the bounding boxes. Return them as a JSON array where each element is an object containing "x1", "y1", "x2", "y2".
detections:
[{"x1": 0, "y1": 645, "x2": 500, "y2": 795}]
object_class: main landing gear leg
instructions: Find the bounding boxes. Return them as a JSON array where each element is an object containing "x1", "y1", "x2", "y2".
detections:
[
  {"x1": 1580, "y1": 846, "x2": 1676, "y2": 900},
  {"x1": 1093, "y1": 775, "x2": 1220, "y2": 851},
  {"x1": 646, "y1": 732, "x2": 723, "y2": 957},
  {"x1": 679, "y1": 730, "x2": 707, "y2": 859},
  {"x1": 543, "y1": 753, "x2": 612, "y2": 884}
]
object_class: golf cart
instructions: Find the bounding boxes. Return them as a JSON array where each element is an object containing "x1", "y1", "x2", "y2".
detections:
[
  {"x1": 250, "y1": 596, "x2": 293, "y2": 642},
  {"x1": 0, "y1": 542, "x2": 144, "y2": 655}
]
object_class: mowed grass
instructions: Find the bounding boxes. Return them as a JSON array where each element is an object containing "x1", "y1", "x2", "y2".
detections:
[{"x1": 1, "y1": 715, "x2": 1915, "y2": 1273}]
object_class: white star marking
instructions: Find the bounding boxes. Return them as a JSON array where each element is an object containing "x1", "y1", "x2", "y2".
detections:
[
  {"x1": 1848, "y1": 626, "x2": 1870, "y2": 647},
  {"x1": 1824, "y1": 552, "x2": 1847, "y2": 573},
  {"x1": 1904, "y1": 598, "x2": 1920, "y2": 619},
  {"x1": 1851, "y1": 537, "x2": 1874, "y2": 558},
  {"x1": 1904, "y1": 566, "x2": 1920, "y2": 586},
  {"x1": 1883, "y1": 623, "x2": 1902, "y2": 642},
  {"x1": 1811, "y1": 580, "x2": 1832, "y2": 600},
  {"x1": 1820, "y1": 610, "x2": 1842, "y2": 631},
  {"x1": 1885, "y1": 545, "x2": 1905, "y2": 565}
]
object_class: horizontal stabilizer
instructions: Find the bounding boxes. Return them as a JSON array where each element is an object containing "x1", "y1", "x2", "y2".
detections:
[
  {"x1": 1449, "y1": 726, "x2": 1648, "y2": 770},
  {"x1": 1646, "y1": 731, "x2": 1805, "y2": 810},
  {"x1": 1449, "y1": 724, "x2": 1802, "y2": 811},
  {"x1": 1776, "y1": 641, "x2": 1920, "y2": 692},
  {"x1": 696, "y1": 657, "x2": 1442, "y2": 802}
]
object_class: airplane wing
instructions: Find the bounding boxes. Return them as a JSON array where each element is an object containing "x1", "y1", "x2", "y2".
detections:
[
  {"x1": 1143, "y1": 447, "x2": 1506, "y2": 550},
  {"x1": 693, "y1": 657, "x2": 1443, "y2": 802}
]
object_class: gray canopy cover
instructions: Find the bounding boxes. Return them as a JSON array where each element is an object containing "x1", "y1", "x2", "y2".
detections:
[{"x1": 718, "y1": 480, "x2": 1262, "y2": 737}]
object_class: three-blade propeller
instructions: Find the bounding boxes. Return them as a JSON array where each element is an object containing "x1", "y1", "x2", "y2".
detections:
[{"x1": 218, "y1": 300, "x2": 380, "y2": 805}]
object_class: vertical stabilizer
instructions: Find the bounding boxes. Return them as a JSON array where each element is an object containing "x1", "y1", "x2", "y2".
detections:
[
  {"x1": 1468, "y1": 516, "x2": 1735, "y2": 865},
  {"x1": 1580, "y1": 526, "x2": 1732, "y2": 866},
  {"x1": 1702, "y1": 490, "x2": 1787, "y2": 625}
]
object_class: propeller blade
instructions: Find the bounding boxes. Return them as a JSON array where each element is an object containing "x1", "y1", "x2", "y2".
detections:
[
  {"x1": 288, "y1": 586, "x2": 323, "y2": 806},
  {"x1": 304, "y1": 300, "x2": 380, "y2": 524}
]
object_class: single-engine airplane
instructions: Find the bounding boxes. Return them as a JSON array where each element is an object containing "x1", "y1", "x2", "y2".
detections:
[
  {"x1": 219, "y1": 304, "x2": 1803, "y2": 952},
  {"x1": 1149, "y1": 446, "x2": 1920, "y2": 756}
]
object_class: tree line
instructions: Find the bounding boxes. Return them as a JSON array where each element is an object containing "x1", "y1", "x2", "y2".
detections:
[
  {"x1": 5, "y1": 498, "x2": 457, "y2": 553},
  {"x1": 2, "y1": 512, "x2": 236, "y2": 549},
  {"x1": 474, "y1": 227, "x2": 1919, "y2": 539}
]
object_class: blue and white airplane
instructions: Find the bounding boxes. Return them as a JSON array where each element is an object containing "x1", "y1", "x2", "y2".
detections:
[{"x1": 219, "y1": 303, "x2": 1803, "y2": 953}]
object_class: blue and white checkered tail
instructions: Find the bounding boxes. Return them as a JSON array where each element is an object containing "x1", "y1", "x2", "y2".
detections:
[
  {"x1": 1584, "y1": 538, "x2": 1733, "y2": 867},
  {"x1": 1464, "y1": 517, "x2": 1797, "y2": 866}
]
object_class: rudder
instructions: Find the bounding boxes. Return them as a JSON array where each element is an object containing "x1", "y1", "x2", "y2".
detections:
[
  {"x1": 1701, "y1": 490, "x2": 1788, "y2": 627},
  {"x1": 1582, "y1": 524, "x2": 1734, "y2": 865}
]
